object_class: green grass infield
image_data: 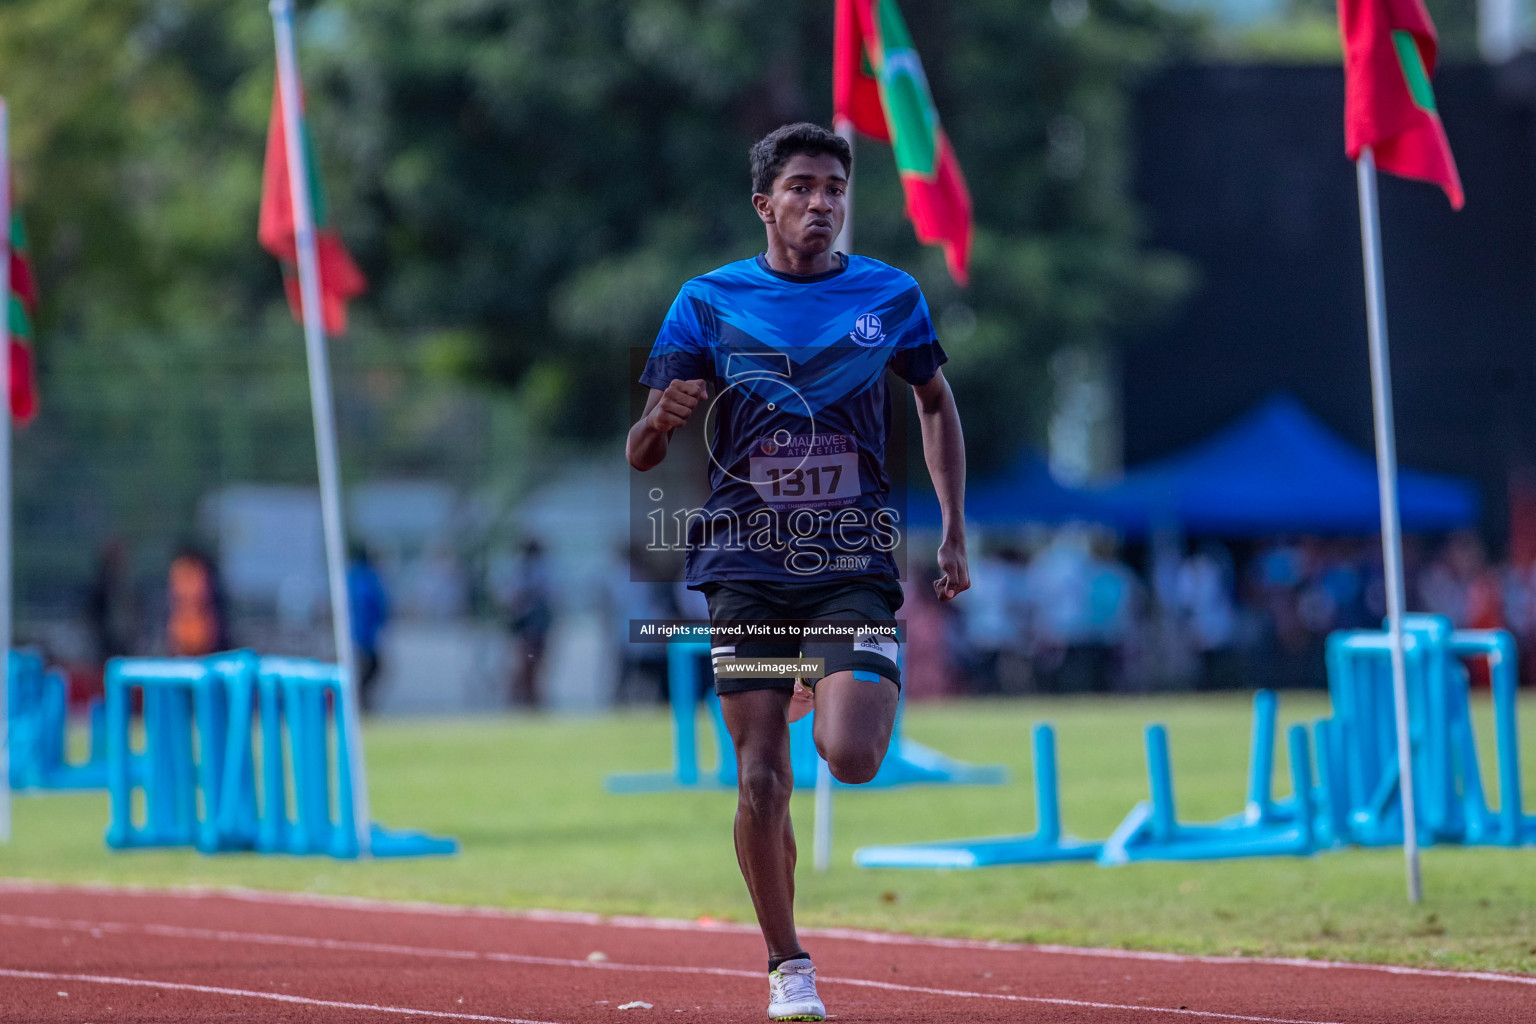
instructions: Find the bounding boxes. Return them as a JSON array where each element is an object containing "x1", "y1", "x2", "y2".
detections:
[{"x1": 4, "y1": 692, "x2": 1534, "y2": 974}]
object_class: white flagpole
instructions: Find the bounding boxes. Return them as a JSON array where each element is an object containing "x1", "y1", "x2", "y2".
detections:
[
  {"x1": 1355, "y1": 146, "x2": 1421, "y2": 903},
  {"x1": 812, "y1": 119, "x2": 856, "y2": 874},
  {"x1": 833, "y1": 119, "x2": 854, "y2": 257},
  {"x1": 813, "y1": 753, "x2": 833, "y2": 873},
  {"x1": 0, "y1": 97, "x2": 13, "y2": 844},
  {"x1": 268, "y1": 0, "x2": 369, "y2": 856}
]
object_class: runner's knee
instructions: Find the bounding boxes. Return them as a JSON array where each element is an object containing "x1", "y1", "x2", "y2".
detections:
[
  {"x1": 825, "y1": 743, "x2": 885, "y2": 785},
  {"x1": 737, "y1": 760, "x2": 794, "y2": 817}
]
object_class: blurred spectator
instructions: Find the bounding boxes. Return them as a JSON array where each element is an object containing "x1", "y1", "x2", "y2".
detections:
[
  {"x1": 1254, "y1": 538, "x2": 1307, "y2": 653},
  {"x1": 611, "y1": 544, "x2": 677, "y2": 705},
  {"x1": 87, "y1": 538, "x2": 138, "y2": 665},
  {"x1": 348, "y1": 544, "x2": 390, "y2": 713},
  {"x1": 1306, "y1": 541, "x2": 1370, "y2": 632},
  {"x1": 961, "y1": 545, "x2": 1030, "y2": 694},
  {"x1": 901, "y1": 575, "x2": 963, "y2": 699},
  {"x1": 1019, "y1": 526, "x2": 1089, "y2": 687},
  {"x1": 1421, "y1": 531, "x2": 1504, "y2": 624},
  {"x1": 898, "y1": 527, "x2": 1536, "y2": 698},
  {"x1": 1075, "y1": 531, "x2": 1140, "y2": 692},
  {"x1": 167, "y1": 544, "x2": 228, "y2": 656},
  {"x1": 1419, "y1": 532, "x2": 1473, "y2": 624},
  {"x1": 505, "y1": 539, "x2": 553, "y2": 708},
  {"x1": 1420, "y1": 530, "x2": 1503, "y2": 686},
  {"x1": 1174, "y1": 542, "x2": 1238, "y2": 689},
  {"x1": 1022, "y1": 526, "x2": 1127, "y2": 692}
]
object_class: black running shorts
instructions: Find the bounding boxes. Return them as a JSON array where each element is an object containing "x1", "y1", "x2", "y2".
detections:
[{"x1": 701, "y1": 576, "x2": 904, "y2": 695}]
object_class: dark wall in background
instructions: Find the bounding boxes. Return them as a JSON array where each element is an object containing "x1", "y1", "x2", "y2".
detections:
[{"x1": 1123, "y1": 62, "x2": 1536, "y2": 540}]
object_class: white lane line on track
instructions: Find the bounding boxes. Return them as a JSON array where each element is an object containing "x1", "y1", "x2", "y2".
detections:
[
  {"x1": 0, "y1": 967, "x2": 563, "y2": 1023},
  {"x1": 0, "y1": 913, "x2": 1343, "y2": 1024},
  {"x1": 3, "y1": 879, "x2": 1532, "y2": 989}
]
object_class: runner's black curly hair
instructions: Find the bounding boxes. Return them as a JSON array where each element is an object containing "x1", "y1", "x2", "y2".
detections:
[{"x1": 750, "y1": 123, "x2": 852, "y2": 196}]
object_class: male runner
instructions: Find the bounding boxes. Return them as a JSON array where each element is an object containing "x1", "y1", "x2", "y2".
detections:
[{"x1": 626, "y1": 122, "x2": 968, "y2": 1022}]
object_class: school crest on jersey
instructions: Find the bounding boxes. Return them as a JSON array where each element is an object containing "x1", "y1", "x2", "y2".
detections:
[{"x1": 851, "y1": 312, "x2": 886, "y2": 346}]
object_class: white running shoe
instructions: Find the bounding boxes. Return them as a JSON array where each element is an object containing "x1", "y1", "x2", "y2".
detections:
[{"x1": 767, "y1": 958, "x2": 825, "y2": 1022}]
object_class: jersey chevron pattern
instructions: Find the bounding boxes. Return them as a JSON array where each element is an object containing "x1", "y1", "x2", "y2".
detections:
[{"x1": 641, "y1": 253, "x2": 946, "y2": 586}]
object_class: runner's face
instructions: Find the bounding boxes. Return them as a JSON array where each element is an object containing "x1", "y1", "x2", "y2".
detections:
[{"x1": 758, "y1": 153, "x2": 847, "y2": 255}]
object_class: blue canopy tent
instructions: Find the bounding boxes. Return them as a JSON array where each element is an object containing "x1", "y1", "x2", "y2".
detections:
[
  {"x1": 904, "y1": 395, "x2": 1478, "y2": 536},
  {"x1": 905, "y1": 450, "x2": 1140, "y2": 530},
  {"x1": 1105, "y1": 394, "x2": 1480, "y2": 536}
]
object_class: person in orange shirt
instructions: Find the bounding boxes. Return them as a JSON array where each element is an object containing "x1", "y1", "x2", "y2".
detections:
[{"x1": 167, "y1": 545, "x2": 228, "y2": 657}]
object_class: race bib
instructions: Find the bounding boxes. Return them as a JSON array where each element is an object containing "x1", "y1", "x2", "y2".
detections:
[{"x1": 749, "y1": 433, "x2": 861, "y2": 508}]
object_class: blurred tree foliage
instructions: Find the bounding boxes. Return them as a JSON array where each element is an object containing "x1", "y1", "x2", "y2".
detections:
[
  {"x1": 0, "y1": 0, "x2": 277, "y2": 335},
  {"x1": 1, "y1": 0, "x2": 1196, "y2": 473},
  {"x1": 314, "y1": 0, "x2": 1197, "y2": 458}
]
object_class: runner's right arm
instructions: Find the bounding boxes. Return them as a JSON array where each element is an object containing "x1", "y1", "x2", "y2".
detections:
[{"x1": 626, "y1": 378, "x2": 709, "y2": 471}]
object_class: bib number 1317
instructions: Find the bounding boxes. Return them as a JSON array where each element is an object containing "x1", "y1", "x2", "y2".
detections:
[
  {"x1": 766, "y1": 463, "x2": 839, "y2": 497},
  {"x1": 749, "y1": 452, "x2": 860, "y2": 505}
]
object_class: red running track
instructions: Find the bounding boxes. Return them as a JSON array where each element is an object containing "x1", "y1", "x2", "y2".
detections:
[{"x1": 0, "y1": 882, "x2": 1530, "y2": 1023}]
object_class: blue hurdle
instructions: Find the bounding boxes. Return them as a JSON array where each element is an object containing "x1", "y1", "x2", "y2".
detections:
[
  {"x1": 1097, "y1": 714, "x2": 1317, "y2": 865},
  {"x1": 7, "y1": 649, "x2": 108, "y2": 791},
  {"x1": 1455, "y1": 628, "x2": 1531, "y2": 845},
  {"x1": 104, "y1": 652, "x2": 456, "y2": 858},
  {"x1": 105, "y1": 656, "x2": 228, "y2": 850},
  {"x1": 1324, "y1": 615, "x2": 1534, "y2": 849},
  {"x1": 854, "y1": 616, "x2": 1536, "y2": 872},
  {"x1": 853, "y1": 724, "x2": 1100, "y2": 868},
  {"x1": 855, "y1": 689, "x2": 1322, "y2": 870},
  {"x1": 254, "y1": 657, "x2": 456, "y2": 858},
  {"x1": 605, "y1": 640, "x2": 1006, "y2": 793}
]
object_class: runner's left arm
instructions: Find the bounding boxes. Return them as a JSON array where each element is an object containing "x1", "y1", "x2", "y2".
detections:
[{"x1": 912, "y1": 369, "x2": 970, "y2": 601}]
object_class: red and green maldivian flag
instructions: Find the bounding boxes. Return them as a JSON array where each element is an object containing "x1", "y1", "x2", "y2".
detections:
[
  {"x1": 258, "y1": 83, "x2": 367, "y2": 336},
  {"x1": 834, "y1": 0, "x2": 973, "y2": 285},
  {"x1": 8, "y1": 191, "x2": 39, "y2": 425},
  {"x1": 1340, "y1": 0, "x2": 1463, "y2": 209}
]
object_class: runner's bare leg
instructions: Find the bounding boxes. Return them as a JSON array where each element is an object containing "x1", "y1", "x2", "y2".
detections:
[
  {"x1": 721, "y1": 688, "x2": 802, "y2": 961},
  {"x1": 811, "y1": 670, "x2": 899, "y2": 784}
]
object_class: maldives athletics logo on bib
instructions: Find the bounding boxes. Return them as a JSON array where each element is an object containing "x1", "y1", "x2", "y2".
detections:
[{"x1": 851, "y1": 312, "x2": 885, "y2": 346}]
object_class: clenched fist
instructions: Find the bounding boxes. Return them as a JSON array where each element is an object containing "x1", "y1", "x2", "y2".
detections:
[
  {"x1": 932, "y1": 539, "x2": 970, "y2": 602},
  {"x1": 648, "y1": 378, "x2": 709, "y2": 433}
]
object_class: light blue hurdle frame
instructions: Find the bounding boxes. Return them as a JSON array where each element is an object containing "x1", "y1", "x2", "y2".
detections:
[
  {"x1": 853, "y1": 615, "x2": 1535, "y2": 872},
  {"x1": 1096, "y1": 711, "x2": 1318, "y2": 865},
  {"x1": 856, "y1": 689, "x2": 1323, "y2": 870},
  {"x1": 105, "y1": 657, "x2": 229, "y2": 851},
  {"x1": 7, "y1": 649, "x2": 108, "y2": 791},
  {"x1": 104, "y1": 651, "x2": 456, "y2": 859},
  {"x1": 853, "y1": 723, "x2": 1101, "y2": 868},
  {"x1": 1324, "y1": 614, "x2": 1534, "y2": 849}
]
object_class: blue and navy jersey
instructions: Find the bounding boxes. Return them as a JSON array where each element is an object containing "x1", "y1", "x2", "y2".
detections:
[{"x1": 640, "y1": 253, "x2": 946, "y2": 586}]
